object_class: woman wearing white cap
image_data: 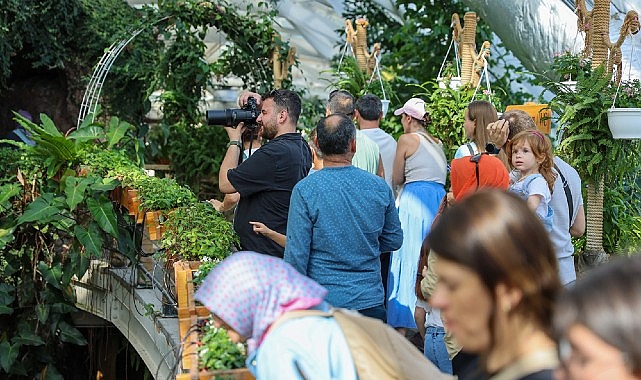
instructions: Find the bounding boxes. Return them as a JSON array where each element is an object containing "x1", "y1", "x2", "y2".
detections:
[{"x1": 387, "y1": 97, "x2": 448, "y2": 335}]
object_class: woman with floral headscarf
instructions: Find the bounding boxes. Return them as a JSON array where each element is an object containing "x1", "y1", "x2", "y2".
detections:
[{"x1": 194, "y1": 251, "x2": 357, "y2": 379}]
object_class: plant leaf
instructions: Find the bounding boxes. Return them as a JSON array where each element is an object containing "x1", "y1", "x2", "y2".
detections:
[
  {"x1": 56, "y1": 321, "x2": 87, "y2": 345},
  {"x1": 86, "y1": 197, "x2": 118, "y2": 238},
  {"x1": 64, "y1": 177, "x2": 88, "y2": 211},
  {"x1": 67, "y1": 125, "x2": 104, "y2": 142},
  {"x1": 37, "y1": 261, "x2": 64, "y2": 290},
  {"x1": 74, "y1": 223, "x2": 103, "y2": 257},
  {"x1": 0, "y1": 340, "x2": 20, "y2": 372},
  {"x1": 13, "y1": 330, "x2": 44, "y2": 346},
  {"x1": 106, "y1": 117, "x2": 131, "y2": 149},
  {"x1": 17, "y1": 194, "x2": 64, "y2": 224}
]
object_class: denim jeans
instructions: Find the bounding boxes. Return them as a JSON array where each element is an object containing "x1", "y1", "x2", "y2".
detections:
[{"x1": 424, "y1": 326, "x2": 452, "y2": 374}]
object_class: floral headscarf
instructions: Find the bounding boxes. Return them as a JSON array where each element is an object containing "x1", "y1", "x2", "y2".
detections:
[{"x1": 194, "y1": 251, "x2": 327, "y2": 354}]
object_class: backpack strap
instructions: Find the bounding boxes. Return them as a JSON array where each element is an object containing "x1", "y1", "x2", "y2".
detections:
[
  {"x1": 554, "y1": 164, "x2": 573, "y2": 227},
  {"x1": 466, "y1": 143, "x2": 475, "y2": 156}
]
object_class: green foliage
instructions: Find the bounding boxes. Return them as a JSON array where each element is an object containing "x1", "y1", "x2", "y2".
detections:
[
  {"x1": 0, "y1": 0, "x2": 83, "y2": 90},
  {"x1": 161, "y1": 202, "x2": 238, "y2": 262},
  {"x1": 545, "y1": 65, "x2": 641, "y2": 184},
  {"x1": 192, "y1": 257, "x2": 223, "y2": 287},
  {"x1": 135, "y1": 177, "x2": 197, "y2": 211},
  {"x1": 414, "y1": 81, "x2": 496, "y2": 160},
  {"x1": 342, "y1": 0, "x2": 532, "y2": 109},
  {"x1": 0, "y1": 114, "x2": 137, "y2": 378},
  {"x1": 612, "y1": 79, "x2": 641, "y2": 108},
  {"x1": 549, "y1": 51, "x2": 592, "y2": 81},
  {"x1": 166, "y1": 123, "x2": 229, "y2": 197},
  {"x1": 603, "y1": 171, "x2": 641, "y2": 255},
  {"x1": 198, "y1": 320, "x2": 246, "y2": 371}
]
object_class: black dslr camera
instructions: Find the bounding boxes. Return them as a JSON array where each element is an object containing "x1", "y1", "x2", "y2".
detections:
[{"x1": 206, "y1": 96, "x2": 259, "y2": 129}]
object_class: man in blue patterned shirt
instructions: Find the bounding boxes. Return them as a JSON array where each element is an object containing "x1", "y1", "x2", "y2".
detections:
[{"x1": 284, "y1": 113, "x2": 403, "y2": 322}]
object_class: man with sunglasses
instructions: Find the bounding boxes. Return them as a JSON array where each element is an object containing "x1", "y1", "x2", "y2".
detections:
[{"x1": 218, "y1": 89, "x2": 312, "y2": 258}]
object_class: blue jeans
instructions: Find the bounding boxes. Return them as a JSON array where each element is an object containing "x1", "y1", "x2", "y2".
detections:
[{"x1": 424, "y1": 326, "x2": 452, "y2": 374}]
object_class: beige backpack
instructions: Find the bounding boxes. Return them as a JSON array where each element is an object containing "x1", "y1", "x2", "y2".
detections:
[{"x1": 274, "y1": 308, "x2": 455, "y2": 380}]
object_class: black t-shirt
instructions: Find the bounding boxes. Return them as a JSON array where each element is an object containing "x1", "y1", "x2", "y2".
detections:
[{"x1": 228, "y1": 133, "x2": 311, "y2": 257}]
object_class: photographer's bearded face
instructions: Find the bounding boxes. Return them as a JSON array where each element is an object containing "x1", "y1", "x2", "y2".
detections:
[{"x1": 257, "y1": 98, "x2": 280, "y2": 140}]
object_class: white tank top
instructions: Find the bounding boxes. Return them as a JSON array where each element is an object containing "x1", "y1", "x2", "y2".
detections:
[{"x1": 404, "y1": 132, "x2": 447, "y2": 185}]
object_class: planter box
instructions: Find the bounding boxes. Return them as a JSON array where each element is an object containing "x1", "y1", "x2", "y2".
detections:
[
  {"x1": 174, "y1": 261, "x2": 211, "y2": 370},
  {"x1": 607, "y1": 108, "x2": 641, "y2": 139},
  {"x1": 145, "y1": 210, "x2": 167, "y2": 241},
  {"x1": 176, "y1": 368, "x2": 254, "y2": 380}
]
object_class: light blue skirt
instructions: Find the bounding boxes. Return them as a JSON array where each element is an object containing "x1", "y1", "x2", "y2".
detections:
[{"x1": 386, "y1": 181, "x2": 445, "y2": 328}]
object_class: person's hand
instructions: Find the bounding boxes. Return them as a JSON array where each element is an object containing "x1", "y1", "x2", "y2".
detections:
[
  {"x1": 208, "y1": 199, "x2": 224, "y2": 212},
  {"x1": 224, "y1": 122, "x2": 244, "y2": 141},
  {"x1": 486, "y1": 119, "x2": 510, "y2": 148},
  {"x1": 446, "y1": 191, "x2": 455, "y2": 206},
  {"x1": 249, "y1": 221, "x2": 272, "y2": 237},
  {"x1": 238, "y1": 91, "x2": 262, "y2": 107}
]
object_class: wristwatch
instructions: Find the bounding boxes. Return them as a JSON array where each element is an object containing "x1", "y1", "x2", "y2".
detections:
[
  {"x1": 485, "y1": 142, "x2": 501, "y2": 154},
  {"x1": 226, "y1": 140, "x2": 242, "y2": 149}
]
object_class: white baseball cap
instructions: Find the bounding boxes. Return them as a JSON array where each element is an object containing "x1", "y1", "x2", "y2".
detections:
[{"x1": 393, "y1": 98, "x2": 427, "y2": 120}]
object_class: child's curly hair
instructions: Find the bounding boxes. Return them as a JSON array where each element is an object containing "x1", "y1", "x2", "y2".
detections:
[{"x1": 506, "y1": 130, "x2": 557, "y2": 192}]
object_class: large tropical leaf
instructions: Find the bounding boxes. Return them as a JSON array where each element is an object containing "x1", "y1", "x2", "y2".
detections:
[
  {"x1": 55, "y1": 321, "x2": 87, "y2": 345},
  {"x1": 74, "y1": 222, "x2": 103, "y2": 257},
  {"x1": 39, "y1": 114, "x2": 64, "y2": 137},
  {"x1": 17, "y1": 194, "x2": 64, "y2": 224},
  {"x1": 37, "y1": 261, "x2": 64, "y2": 290},
  {"x1": 12, "y1": 331, "x2": 44, "y2": 346},
  {"x1": 67, "y1": 125, "x2": 104, "y2": 143},
  {"x1": 0, "y1": 340, "x2": 20, "y2": 373},
  {"x1": 86, "y1": 196, "x2": 118, "y2": 238},
  {"x1": 64, "y1": 176, "x2": 90, "y2": 211},
  {"x1": 0, "y1": 283, "x2": 15, "y2": 315},
  {"x1": 106, "y1": 117, "x2": 132, "y2": 149}
]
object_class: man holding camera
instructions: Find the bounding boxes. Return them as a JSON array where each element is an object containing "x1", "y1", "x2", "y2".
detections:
[{"x1": 218, "y1": 89, "x2": 312, "y2": 258}]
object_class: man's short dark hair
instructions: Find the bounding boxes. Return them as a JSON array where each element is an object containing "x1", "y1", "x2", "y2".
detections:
[
  {"x1": 355, "y1": 94, "x2": 382, "y2": 121},
  {"x1": 263, "y1": 89, "x2": 302, "y2": 125},
  {"x1": 316, "y1": 114, "x2": 356, "y2": 156},
  {"x1": 327, "y1": 89, "x2": 355, "y2": 117}
]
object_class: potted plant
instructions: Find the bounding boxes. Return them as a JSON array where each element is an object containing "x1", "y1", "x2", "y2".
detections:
[
  {"x1": 549, "y1": 51, "x2": 592, "y2": 93},
  {"x1": 544, "y1": 64, "x2": 641, "y2": 264},
  {"x1": 607, "y1": 79, "x2": 641, "y2": 139}
]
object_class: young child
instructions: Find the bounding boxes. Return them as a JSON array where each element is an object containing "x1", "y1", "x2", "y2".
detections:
[
  {"x1": 506, "y1": 130, "x2": 556, "y2": 231},
  {"x1": 415, "y1": 241, "x2": 452, "y2": 374}
]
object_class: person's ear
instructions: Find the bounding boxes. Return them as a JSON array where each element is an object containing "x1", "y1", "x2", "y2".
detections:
[
  {"x1": 350, "y1": 138, "x2": 357, "y2": 154},
  {"x1": 495, "y1": 282, "x2": 522, "y2": 315}
]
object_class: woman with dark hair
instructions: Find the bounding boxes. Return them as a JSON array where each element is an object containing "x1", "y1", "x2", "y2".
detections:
[
  {"x1": 428, "y1": 189, "x2": 562, "y2": 380},
  {"x1": 554, "y1": 255, "x2": 641, "y2": 380}
]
